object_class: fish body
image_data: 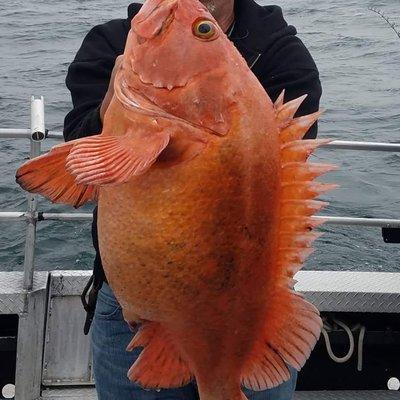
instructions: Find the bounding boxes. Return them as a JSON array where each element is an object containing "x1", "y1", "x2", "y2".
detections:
[
  {"x1": 99, "y1": 61, "x2": 280, "y2": 398},
  {"x1": 16, "y1": 0, "x2": 335, "y2": 398}
]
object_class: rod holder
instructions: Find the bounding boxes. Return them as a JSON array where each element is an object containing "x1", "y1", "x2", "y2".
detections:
[
  {"x1": 23, "y1": 97, "x2": 45, "y2": 291},
  {"x1": 30, "y1": 96, "x2": 46, "y2": 142}
]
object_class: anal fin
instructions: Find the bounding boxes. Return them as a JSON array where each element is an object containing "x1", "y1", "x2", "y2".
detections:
[{"x1": 126, "y1": 322, "x2": 193, "y2": 389}]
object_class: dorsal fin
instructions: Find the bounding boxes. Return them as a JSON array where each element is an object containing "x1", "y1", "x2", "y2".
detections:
[
  {"x1": 275, "y1": 94, "x2": 308, "y2": 128},
  {"x1": 280, "y1": 111, "x2": 323, "y2": 142},
  {"x1": 276, "y1": 97, "x2": 336, "y2": 272},
  {"x1": 282, "y1": 162, "x2": 337, "y2": 182},
  {"x1": 273, "y1": 89, "x2": 286, "y2": 110},
  {"x1": 241, "y1": 96, "x2": 337, "y2": 390}
]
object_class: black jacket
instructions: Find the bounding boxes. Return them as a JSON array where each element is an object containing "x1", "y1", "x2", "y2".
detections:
[{"x1": 64, "y1": 0, "x2": 322, "y2": 286}]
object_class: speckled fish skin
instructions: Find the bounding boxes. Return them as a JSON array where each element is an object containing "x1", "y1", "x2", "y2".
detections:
[
  {"x1": 99, "y1": 1, "x2": 281, "y2": 396},
  {"x1": 15, "y1": 0, "x2": 334, "y2": 398}
]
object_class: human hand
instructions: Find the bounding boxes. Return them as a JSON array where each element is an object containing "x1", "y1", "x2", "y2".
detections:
[{"x1": 100, "y1": 55, "x2": 124, "y2": 123}]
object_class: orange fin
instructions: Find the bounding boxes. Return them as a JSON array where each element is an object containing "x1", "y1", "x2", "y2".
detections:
[
  {"x1": 273, "y1": 89, "x2": 286, "y2": 110},
  {"x1": 126, "y1": 322, "x2": 192, "y2": 389},
  {"x1": 266, "y1": 289, "x2": 323, "y2": 370},
  {"x1": 275, "y1": 94, "x2": 308, "y2": 128},
  {"x1": 281, "y1": 139, "x2": 331, "y2": 162},
  {"x1": 281, "y1": 181, "x2": 338, "y2": 201},
  {"x1": 66, "y1": 132, "x2": 170, "y2": 186},
  {"x1": 279, "y1": 231, "x2": 323, "y2": 250},
  {"x1": 282, "y1": 162, "x2": 337, "y2": 182},
  {"x1": 241, "y1": 96, "x2": 337, "y2": 390},
  {"x1": 16, "y1": 141, "x2": 98, "y2": 208},
  {"x1": 280, "y1": 111, "x2": 323, "y2": 142},
  {"x1": 281, "y1": 199, "x2": 328, "y2": 217},
  {"x1": 242, "y1": 289, "x2": 322, "y2": 390}
]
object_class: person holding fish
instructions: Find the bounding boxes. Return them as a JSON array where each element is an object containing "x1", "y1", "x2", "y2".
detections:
[{"x1": 30, "y1": 0, "x2": 323, "y2": 399}]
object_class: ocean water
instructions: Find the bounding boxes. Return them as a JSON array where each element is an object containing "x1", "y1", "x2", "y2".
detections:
[{"x1": 0, "y1": 0, "x2": 399, "y2": 272}]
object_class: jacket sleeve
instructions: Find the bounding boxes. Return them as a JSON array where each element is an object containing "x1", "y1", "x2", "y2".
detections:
[
  {"x1": 258, "y1": 35, "x2": 322, "y2": 139},
  {"x1": 63, "y1": 21, "x2": 127, "y2": 142}
]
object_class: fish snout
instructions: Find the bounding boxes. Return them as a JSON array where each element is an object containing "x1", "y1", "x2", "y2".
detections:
[{"x1": 132, "y1": 0, "x2": 178, "y2": 40}]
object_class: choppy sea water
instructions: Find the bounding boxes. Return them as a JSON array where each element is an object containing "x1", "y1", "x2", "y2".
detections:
[{"x1": 0, "y1": 0, "x2": 399, "y2": 272}]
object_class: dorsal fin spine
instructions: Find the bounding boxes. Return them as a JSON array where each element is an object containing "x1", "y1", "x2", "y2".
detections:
[{"x1": 241, "y1": 96, "x2": 336, "y2": 391}]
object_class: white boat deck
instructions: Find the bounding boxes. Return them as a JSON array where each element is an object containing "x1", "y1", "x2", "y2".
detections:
[{"x1": 40, "y1": 387, "x2": 400, "y2": 399}]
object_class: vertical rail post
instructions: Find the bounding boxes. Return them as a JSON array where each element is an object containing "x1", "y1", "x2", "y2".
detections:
[{"x1": 22, "y1": 96, "x2": 45, "y2": 291}]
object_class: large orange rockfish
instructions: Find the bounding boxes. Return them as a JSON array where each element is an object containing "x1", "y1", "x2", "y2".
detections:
[{"x1": 16, "y1": 0, "x2": 335, "y2": 398}]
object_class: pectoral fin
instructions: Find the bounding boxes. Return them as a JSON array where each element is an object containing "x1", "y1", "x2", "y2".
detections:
[
  {"x1": 66, "y1": 131, "x2": 170, "y2": 186},
  {"x1": 16, "y1": 140, "x2": 98, "y2": 208}
]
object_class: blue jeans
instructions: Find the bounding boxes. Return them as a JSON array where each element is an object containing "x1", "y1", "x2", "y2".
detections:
[{"x1": 92, "y1": 283, "x2": 297, "y2": 400}]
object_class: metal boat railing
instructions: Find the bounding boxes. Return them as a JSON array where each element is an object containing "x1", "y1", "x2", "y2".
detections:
[
  {"x1": 2, "y1": 128, "x2": 400, "y2": 152},
  {"x1": 1, "y1": 96, "x2": 400, "y2": 291}
]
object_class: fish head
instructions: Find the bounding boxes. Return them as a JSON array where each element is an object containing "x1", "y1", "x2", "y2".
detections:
[
  {"x1": 122, "y1": 0, "x2": 246, "y2": 136},
  {"x1": 129, "y1": 0, "x2": 226, "y2": 88}
]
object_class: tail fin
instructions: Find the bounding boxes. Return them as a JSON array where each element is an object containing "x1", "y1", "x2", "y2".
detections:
[
  {"x1": 241, "y1": 93, "x2": 336, "y2": 390},
  {"x1": 16, "y1": 140, "x2": 98, "y2": 208}
]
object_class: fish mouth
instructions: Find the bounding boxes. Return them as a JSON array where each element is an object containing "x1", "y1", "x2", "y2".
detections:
[{"x1": 132, "y1": 64, "x2": 189, "y2": 91}]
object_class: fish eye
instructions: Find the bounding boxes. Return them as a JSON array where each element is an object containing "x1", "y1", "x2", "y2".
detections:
[{"x1": 193, "y1": 19, "x2": 218, "y2": 40}]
